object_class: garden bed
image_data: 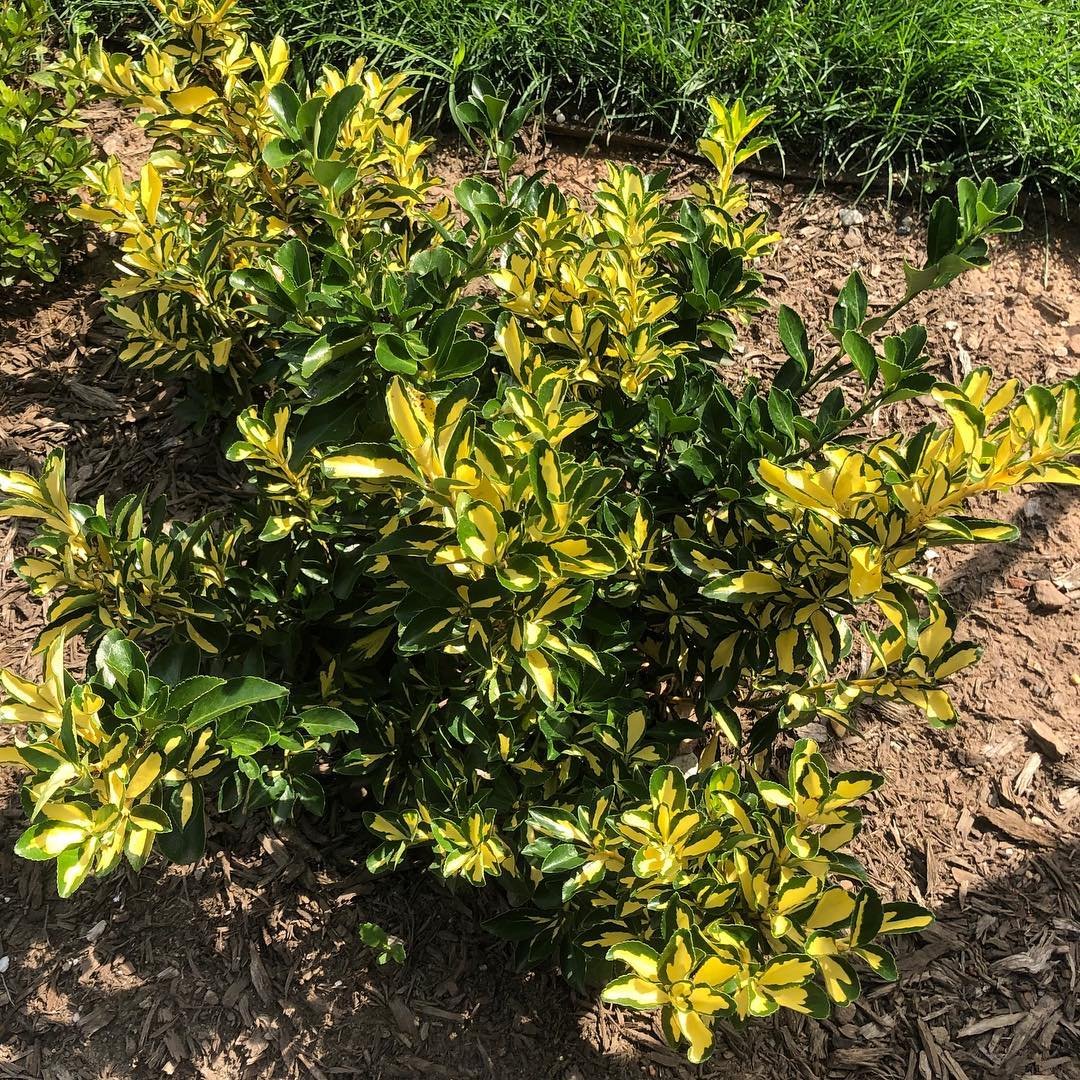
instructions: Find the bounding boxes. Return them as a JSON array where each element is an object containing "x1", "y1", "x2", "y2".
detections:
[{"x1": 1, "y1": 131, "x2": 1079, "y2": 1079}]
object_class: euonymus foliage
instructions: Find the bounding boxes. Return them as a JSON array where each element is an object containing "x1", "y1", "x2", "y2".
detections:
[
  {"x1": 0, "y1": 0, "x2": 91, "y2": 283},
  {"x1": 3, "y1": 0, "x2": 1079, "y2": 1063}
]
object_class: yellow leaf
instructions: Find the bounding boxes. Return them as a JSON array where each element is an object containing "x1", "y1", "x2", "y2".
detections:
[
  {"x1": 818, "y1": 955, "x2": 857, "y2": 1003},
  {"x1": 607, "y1": 941, "x2": 660, "y2": 980},
  {"x1": 917, "y1": 603, "x2": 951, "y2": 662},
  {"x1": 168, "y1": 85, "x2": 218, "y2": 114},
  {"x1": 729, "y1": 571, "x2": 783, "y2": 596},
  {"x1": 933, "y1": 646, "x2": 979, "y2": 679},
  {"x1": 460, "y1": 504, "x2": 501, "y2": 565},
  {"x1": 179, "y1": 782, "x2": 196, "y2": 827},
  {"x1": 695, "y1": 956, "x2": 740, "y2": 985},
  {"x1": 758, "y1": 956, "x2": 814, "y2": 988},
  {"x1": 826, "y1": 774, "x2": 867, "y2": 803},
  {"x1": 675, "y1": 1008, "x2": 714, "y2": 1063},
  {"x1": 523, "y1": 650, "x2": 555, "y2": 703},
  {"x1": 848, "y1": 545, "x2": 882, "y2": 600},
  {"x1": 600, "y1": 974, "x2": 667, "y2": 1009},
  {"x1": 804, "y1": 887, "x2": 856, "y2": 930},
  {"x1": 880, "y1": 907, "x2": 934, "y2": 934},
  {"x1": 323, "y1": 449, "x2": 416, "y2": 482},
  {"x1": 776, "y1": 877, "x2": 819, "y2": 914},
  {"x1": 36, "y1": 823, "x2": 88, "y2": 856},
  {"x1": 125, "y1": 825, "x2": 154, "y2": 866},
  {"x1": 126, "y1": 752, "x2": 162, "y2": 801},
  {"x1": 139, "y1": 163, "x2": 162, "y2": 225},
  {"x1": 41, "y1": 801, "x2": 94, "y2": 829},
  {"x1": 660, "y1": 933, "x2": 694, "y2": 984},
  {"x1": 211, "y1": 338, "x2": 232, "y2": 369},
  {"x1": 386, "y1": 379, "x2": 426, "y2": 451},
  {"x1": 765, "y1": 984, "x2": 815, "y2": 1013},
  {"x1": 56, "y1": 840, "x2": 96, "y2": 896}
]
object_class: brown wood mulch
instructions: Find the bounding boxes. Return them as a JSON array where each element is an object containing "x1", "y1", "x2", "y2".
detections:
[{"x1": 1, "y1": 127, "x2": 1078, "y2": 1079}]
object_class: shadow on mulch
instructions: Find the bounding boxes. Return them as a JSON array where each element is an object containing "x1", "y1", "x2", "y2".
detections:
[
  {"x1": 938, "y1": 486, "x2": 1080, "y2": 610},
  {"x1": 0, "y1": 792, "x2": 1076, "y2": 1080}
]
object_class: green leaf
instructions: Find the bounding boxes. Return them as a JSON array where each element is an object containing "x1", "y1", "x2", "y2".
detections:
[
  {"x1": 94, "y1": 631, "x2": 149, "y2": 690},
  {"x1": 267, "y1": 84, "x2": 301, "y2": 135},
  {"x1": 169, "y1": 675, "x2": 226, "y2": 713},
  {"x1": 540, "y1": 843, "x2": 586, "y2": 873},
  {"x1": 767, "y1": 387, "x2": 796, "y2": 442},
  {"x1": 221, "y1": 721, "x2": 273, "y2": 756},
  {"x1": 831, "y1": 271, "x2": 868, "y2": 335},
  {"x1": 262, "y1": 137, "x2": 300, "y2": 168},
  {"x1": 777, "y1": 304, "x2": 812, "y2": 376},
  {"x1": 926, "y1": 196, "x2": 960, "y2": 264},
  {"x1": 437, "y1": 338, "x2": 488, "y2": 379},
  {"x1": 276, "y1": 238, "x2": 311, "y2": 288},
  {"x1": 842, "y1": 331, "x2": 878, "y2": 386},
  {"x1": 375, "y1": 334, "x2": 420, "y2": 375},
  {"x1": 186, "y1": 678, "x2": 288, "y2": 727},
  {"x1": 316, "y1": 84, "x2": 365, "y2": 158},
  {"x1": 300, "y1": 331, "x2": 367, "y2": 379},
  {"x1": 298, "y1": 707, "x2": 358, "y2": 736}
]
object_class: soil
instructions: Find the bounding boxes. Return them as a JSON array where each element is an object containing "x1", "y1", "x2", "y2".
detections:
[{"x1": 1, "y1": 124, "x2": 1079, "y2": 1080}]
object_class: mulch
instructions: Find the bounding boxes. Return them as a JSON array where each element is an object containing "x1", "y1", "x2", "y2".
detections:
[{"x1": 0, "y1": 126, "x2": 1078, "y2": 1079}]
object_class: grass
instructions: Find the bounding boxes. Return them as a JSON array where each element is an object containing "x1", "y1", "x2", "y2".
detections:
[{"x1": 53, "y1": 0, "x2": 1080, "y2": 198}]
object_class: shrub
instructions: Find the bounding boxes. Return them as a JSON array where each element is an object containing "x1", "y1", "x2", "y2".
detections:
[
  {"x1": 4, "y1": 0, "x2": 1080, "y2": 1062},
  {"x1": 0, "y1": 0, "x2": 91, "y2": 284}
]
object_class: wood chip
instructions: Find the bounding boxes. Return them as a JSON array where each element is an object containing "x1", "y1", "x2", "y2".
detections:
[
  {"x1": 389, "y1": 995, "x2": 418, "y2": 1038},
  {"x1": 916, "y1": 1017, "x2": 943, "y2": 1077},
  {"x1": 1027, "y1": 719, "x2": 1069, "y2": 761},
  {"x1": 979, "y1": 806, "x2": 1055, "y2": 847},
  {"x1": 1015, "y1": 752, "x2": 1042, "y2": 795},
  {"x1": 248, "y1": 943, "x2": 274, "y2": 1005},
  {"x1": 957, "y1": 1012, "x2": 1025, "y2": 1037},
  {"x1": 992, "y1": 939, "x2": 1055, "y2": 975},
  {"x1": 77, "y1": 1004, "x2": 115, "y2": 1037},
  {"x1": 414, "y1": 1002, "x2": 468, "y2": 1023},
  {"x1": 1003, "y1": 997, "x2": 1062, "y2": 1066},
  {"x1": 221, "y1": 972, "x2": 249, "y2": 1009}
]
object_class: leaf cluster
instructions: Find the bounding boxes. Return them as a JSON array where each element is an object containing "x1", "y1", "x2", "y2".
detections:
[{"x1": 1, "y1": 631, "x2": 345, "y2": 896}]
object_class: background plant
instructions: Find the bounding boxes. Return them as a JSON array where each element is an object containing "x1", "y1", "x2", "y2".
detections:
[
  {"x1": 0, "y1": 0, "x2": 92, "y2": 284},
  {"x1": 4, "y1": 1, "x2": 1080, "y2": 1065},
  {"x1": 48, "y1": 0, "x2": 1080, "y2": 200}
]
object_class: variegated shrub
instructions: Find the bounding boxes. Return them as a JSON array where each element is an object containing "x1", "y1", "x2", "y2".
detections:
[
  {"x1": 0, "y1": 0, "x2": 92, "y2": 283},
  {"x1": 3, "y1": 0, "x2": 1079, "y2": 1064}
]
